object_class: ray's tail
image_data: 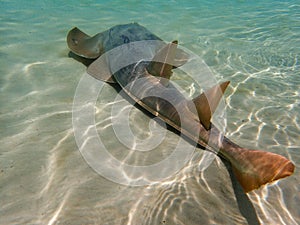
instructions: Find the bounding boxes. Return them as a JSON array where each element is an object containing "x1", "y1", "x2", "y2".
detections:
[{"x1": 220, "y1": 143, "x2": 295, "y2": 192}]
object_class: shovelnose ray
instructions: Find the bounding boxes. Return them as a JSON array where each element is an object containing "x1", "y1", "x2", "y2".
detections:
[{"x1": 67, "y1": 23, "x2": 295, "y2": 192}]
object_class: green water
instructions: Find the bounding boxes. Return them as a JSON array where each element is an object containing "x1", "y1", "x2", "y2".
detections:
[{"x1": 0, "y1": 1, "x2": 299, "y2": 224}]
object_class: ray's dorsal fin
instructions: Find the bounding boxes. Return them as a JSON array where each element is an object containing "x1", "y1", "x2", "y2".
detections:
[
  {"x1": 67, "y1": 27, "x2": 103, "y2": 59},
  {"x1": 147, "y1": 40, "x2": 178, "y2": 80},
  {"x1": 173, "y1": 48, "x2": 189, "y2": 68},
  {"x1": 188, "y1": 81, "x2": 230, "y2": 130}
]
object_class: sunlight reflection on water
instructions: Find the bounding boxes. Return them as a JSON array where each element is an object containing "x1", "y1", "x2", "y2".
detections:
[{"x1": 0, "y1": 0, "x2": 299, "y2": 224}]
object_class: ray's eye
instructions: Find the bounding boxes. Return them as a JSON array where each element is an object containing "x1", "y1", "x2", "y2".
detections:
[
  {"x1": 72, "y1": 38, "x2": 78, "y2": 45},
  {"x1": 121, "y1": 35, "x2": 130, "y2": 43}
]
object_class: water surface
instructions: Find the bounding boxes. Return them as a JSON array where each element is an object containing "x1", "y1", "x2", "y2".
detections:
[{"x1": 0, "y1": 0, "x2": 299, "y2": 224}]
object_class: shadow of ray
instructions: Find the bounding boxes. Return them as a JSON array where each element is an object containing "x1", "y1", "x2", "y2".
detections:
[{"x1": 222, "y1": 159, "x2": 260, "y2": 225}]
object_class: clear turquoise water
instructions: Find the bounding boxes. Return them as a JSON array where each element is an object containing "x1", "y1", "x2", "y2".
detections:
[{"x1": 0, "y1": 0, "x2": 299, "y2": 224}]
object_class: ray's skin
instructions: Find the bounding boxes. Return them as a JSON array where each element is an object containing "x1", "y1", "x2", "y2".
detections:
[{"x1": 67, "y1": 23, "x2": 294, "y2": 192}]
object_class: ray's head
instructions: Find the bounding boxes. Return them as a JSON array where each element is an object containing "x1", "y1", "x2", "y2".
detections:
[{"x1": 67, "y1": 27, "x2": 104, "y2": 59}]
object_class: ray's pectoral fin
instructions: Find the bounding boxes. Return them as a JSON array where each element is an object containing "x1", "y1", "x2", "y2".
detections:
[
  {"x1": 146, "y1": 40, "x2": 178, "y2": 82},
  {"x1": 67, "y1": 27, "x2": 115, "y2": 83},
  {"x1": 188, "y1": 81, "x2": 230, "y2": 130},
  {"x1": 87, "y1": 56, "x2": 115, "y2": 83},
  {"x1": 67, "y1": 27, "x2": 103, "y2": 59}
]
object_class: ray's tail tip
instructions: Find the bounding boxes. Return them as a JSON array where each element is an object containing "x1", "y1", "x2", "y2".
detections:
[
  {"x1": 230, "y1": 149, "x2": 295, "y2": 193},
  {"x1": 277, "y1": 160, "x2": 295, "y2": 179}
]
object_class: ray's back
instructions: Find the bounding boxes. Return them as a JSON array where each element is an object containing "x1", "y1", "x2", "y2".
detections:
[{"x1": 101, "y1": 23, "x2": 161, "y2": 52}]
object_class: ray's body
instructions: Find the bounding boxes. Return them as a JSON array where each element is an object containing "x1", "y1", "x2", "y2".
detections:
[{"x1": 67, "y1": 23, "x2": 294, "y2": 192}]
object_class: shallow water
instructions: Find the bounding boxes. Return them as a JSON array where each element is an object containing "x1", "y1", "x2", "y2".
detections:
[{"x1": 1, "y1": 0, "x2": 299, "y2": 224}]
